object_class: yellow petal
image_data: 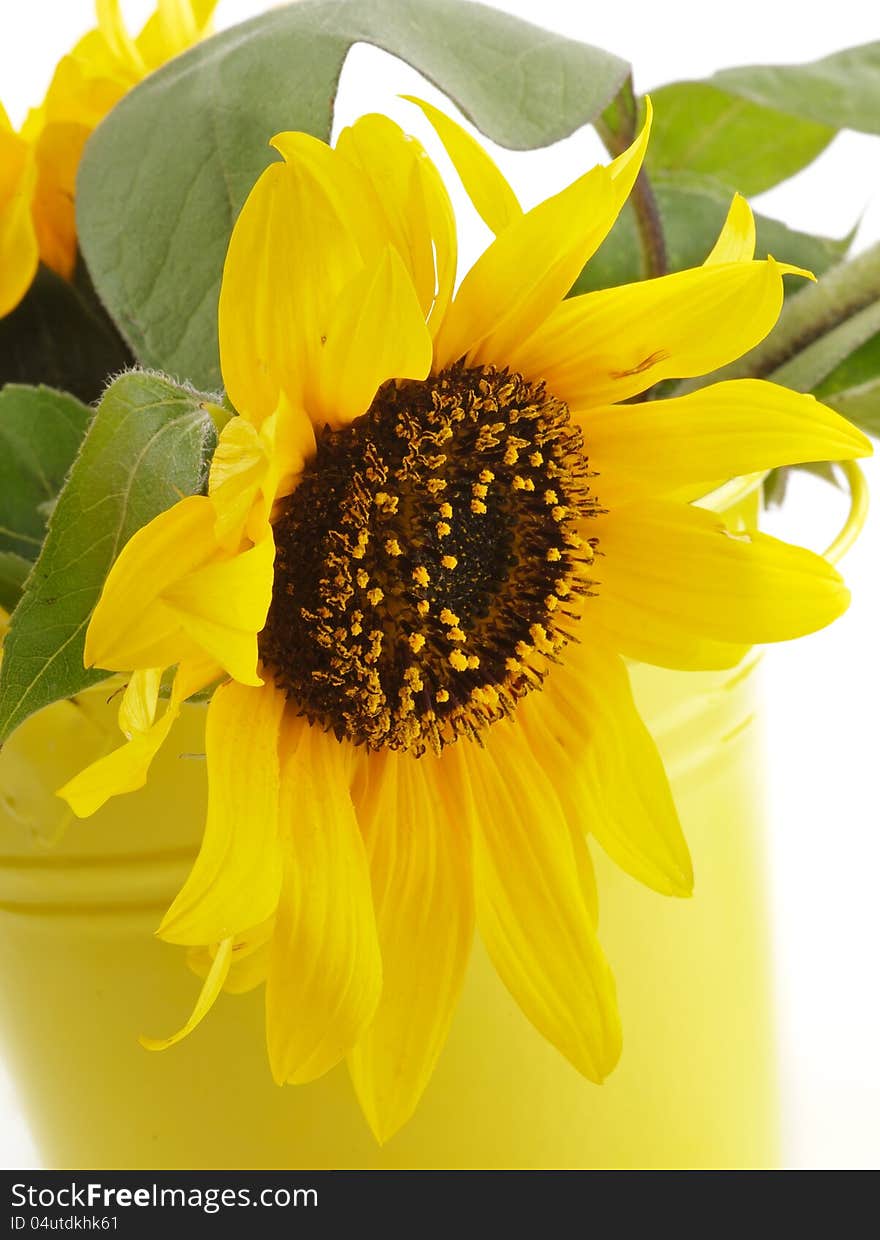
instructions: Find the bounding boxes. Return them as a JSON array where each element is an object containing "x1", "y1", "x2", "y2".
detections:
[
  {"x1": 464, "y1": 724, "x2": 621, "y2": 1082},
  {"x1": 187, "y1": 919, "x2": 274, "y2": 995},
  {"x1": 402, "y1": 95, "x2": 521, "y2": 235},
  {"x1": 583, "y1": 379, "x2": 873, "y2": 506},
  {"x1": 606, "y1": 96, "x2": 653, "y2": 214},
  {"x1": 311, "y1": 247, "x2": 433, "y2": 427},
  {"x1": 162, "y1": 533, "x2": 275, "y2": 686},
  {"x1": 118, "y1": 667, "x2": 162, "y2": 736},
  {"x1": 433, "y1": 165, "x2": 614, "y2": 371},
  {"x1": 86, "y1": 496, "x2": 273, "y2": 684},
  {"x1": 96, "y1": 0, "x2": 146, "y2": 77},
  {"x1": 431, "y1": 107, "x2": 649, "y2": 371},
  {"x1": 159, "y1": 679, "x2": 286, "y2": 945},
  {"x1": 218, "y1": 155, "x2": 361, "y2": 426},
  {"x1": 348, "y1": 749, "x2": 474, "y2": 1144},
  {"x1": 508, "y1": 257, "x2": 810, "y2": 409},
  {"x1": 208, "y1": 415, "x2": 271, "y2": 549},
  {"x1": 57, "y1": 658, "x2": 219, "y2": 818},
  {"x1": 334, "y1": 113, "x2": 455, "y2": 329},
  {"x1": 590, "y1": 499, "x2": 851, "y2": 667},
  {"x1": 0, "y1": 121, "x2": 38, "y2": 318},
  {"x1": 532, "y1": 642, "x2": 693, "y2": 897},
  {"x1": 266, "y1": 720, "x2": 381, "y2": 1085},
  {"x1": 140, "y1": 936, "x2": 233, "y2": 1051},
  {"x1": 704, "y1": 192, "x2": 756, "y2": 264}
]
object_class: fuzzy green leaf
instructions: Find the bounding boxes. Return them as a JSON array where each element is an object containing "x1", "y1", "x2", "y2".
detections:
[
  {"x1": 0, "y1": 385, "x2": 93, "y2": 561},
  {"x1": 0, "y1": 372, "x2": 217, "y2": 743},
  {"x1": 77, "y1": 0, "x2": 628, "y2": 392}
]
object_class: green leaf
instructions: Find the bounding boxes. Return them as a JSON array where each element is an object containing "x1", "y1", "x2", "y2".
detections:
[
  {"x1": 0, "y1": 385, "x2": 93, "y2": 561},
  {"x1": 572, "y1": 172, "x2": 850, "y2": 294},
  {"x1": 712, "y1": 42, "x2": 880, "y2": 134},
  {"x1": 0, "y1": 552, "x2": 30, "y2": 614},
  {"x1": 0, "y1": 372, "x2": 218, "y2": 744},
  {"x1": 0, "y1": 264, "x2": 134, "y2": 405},
  {"x1": 647, "y1": 82, "x2": 834, "y2": 196},
  {"x1": 77, "y1": 0, "x2": 628, "y2": 391}
]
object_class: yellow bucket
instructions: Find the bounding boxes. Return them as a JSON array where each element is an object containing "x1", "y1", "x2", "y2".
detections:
[{"x1": 0, "y1": 479, "x2": 794, "y2": 1169}]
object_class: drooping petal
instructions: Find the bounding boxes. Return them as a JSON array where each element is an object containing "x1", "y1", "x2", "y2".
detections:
[
  {"x1": 508, "y1": 257, "x2": 811, "y2": 409},
  {"x1": 582, "y1": 379, "x2": 872, "y2": 506},
  {"x1": 162, "y1": 533, "x2": 275, "y2": 686},
  {"x1": 57, "y1": 657, "x2": 220, "y2": 818},
  {"x1": 187, "y1": 919, "x2": 274, "y2": 995},
  {"x1": 208, "y1": 415, "x2": 272, "y2": 550},
  {"x1": 704, "y1": 192, "x2": 756, "y2": 264},
  {"x1": 348, "y1": 748, "x2": 474, "y2": 1144},
  {"x1": 265, "y1": 719, "x2": 381, "y2": 1085},
  {"x1": 463, "y1": 723, "x2": 622, "y2": 1082},
  {"x1": 431, "y1": 104, "x2": 650, "y2": 371},
  {"x1": 218, "y1": 155, "x2": 362, "y2": 426},
  {"x1": 139, "y1": 936, "x2": 233, "y2": 1051},
  {"x1": 589, "y1": 499, "x2": 850, "y2": 669},
  {"x1": 159, "y1": 679, "x2": 286, "y2": 945},
  {"x1": 403, "y1": 96, "x2": 521, "y2": 235},
  {"x1": 85, "y1": 496, "x2": 273, "y2": 685},
  {"x1": 310, "y1": 247, "x2": 433, "y2": 427},
  {"x1": 526, "y1": 641, "x2": 693, "y2": 897}
]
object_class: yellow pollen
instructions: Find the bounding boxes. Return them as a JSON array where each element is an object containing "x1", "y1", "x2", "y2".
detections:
[
  {"x1": 448, "y1": 650, "x2": 468, "y2": 671},
  {"x1": 472, "y1": 482, "x2": 488, "y2": 499},
  {"x1": 448, "y1": 627, "x2": 466, "y2": 643},
  {"x1": 551, "y1": 505, "x2": 567, "y2": 522},
  {"x1": 408, "y1": 633, "x2": 426, "y2": 653},
  {"x1": 366, "y1": 587, "x2": 384, "y2": 606},
  {"x1": 546, "y1": 547, "x2": 562, "y2": 562},
  {"x1": 439, "y1": 608, "x2": 460, "y2": 627},
  {"x1": 435, "y1": 688, "x2": 450, "y2": 703},
  {"x1": 439, "y1": 502, "x2": 453, "y2": 519},
  {"x1": 470, "y1": 499, "x2": 487, "y2": 515},
  {"x1": 529, "y1": 452, "x2": 544, "y2": 467},
  {"x1": 417, "y1": 599, "x2": 430, "y2": 617},
  {"x1": 544, "y1": 490, "x2": 559, "y2": 505},
  {"x1": 436, "y1": 521, "x2": 451, "y2": 538},
  {"x1": 441, "y1": 554, "x2": 458, "y2": 569},
  {"x1": 467, "y1": 654, "x2": 480, "y2": 669},
  {"x1": 412, "y1": 565, "x2": 430, "y2": 587},
  {"x1": 384, "y1": 537, "x2": 402, "y2": 556},
  {"x1": 479, "y1": 469, "x2": 495, "y2": 484},
  {"x1": 356, "y1": 568, "x2": 369, "y2": 589}
]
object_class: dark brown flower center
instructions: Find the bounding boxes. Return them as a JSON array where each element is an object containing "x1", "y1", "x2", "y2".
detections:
[{"x1": 260, "y1": 364, "x2": 600, "y2": 755}]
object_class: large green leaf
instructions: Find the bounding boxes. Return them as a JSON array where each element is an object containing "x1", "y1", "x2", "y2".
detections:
[
  {"x1": 0, "y1": 385, "x2": 93, "y2": 562},
  {"x1": 77, "y1": 0, "x2": 628, "y2": 392},
  {"x1": 572, "y1": 171, "x2": 850, "y2": 295},
  {"x1": 0, "y1": 372, "x2": 217, "y2": 743},
  {"x1": 647, "y1": 82, "x2": 834, "y2": 196},
  {"x1": 713, "y1": 42, "x2": 880, "y2": 134},
  {"x1": 0, "y1": 264, "x2": 133, "y2": 405}
]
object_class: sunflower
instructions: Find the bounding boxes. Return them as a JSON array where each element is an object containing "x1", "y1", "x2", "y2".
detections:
[
  {"x1": 59, "y1": 98, "x2": 870, "y2": 1143},
  {"x1": 0, "y1": 0, "x2": 216, "y2": 317}
]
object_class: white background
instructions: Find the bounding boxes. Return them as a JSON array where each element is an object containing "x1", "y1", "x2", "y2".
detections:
[{"x1": 1, "y1": 0, "x2": 878, "y2": 1170}]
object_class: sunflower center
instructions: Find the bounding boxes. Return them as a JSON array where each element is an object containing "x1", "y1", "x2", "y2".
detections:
[{"x1": 260, "y1": 364, "x2": 600, "y2": 754}]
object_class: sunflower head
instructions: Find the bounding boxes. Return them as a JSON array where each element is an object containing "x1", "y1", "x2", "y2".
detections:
[{"x1": 58, "y1": 96, "x2": 871, "y2": 1145}]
